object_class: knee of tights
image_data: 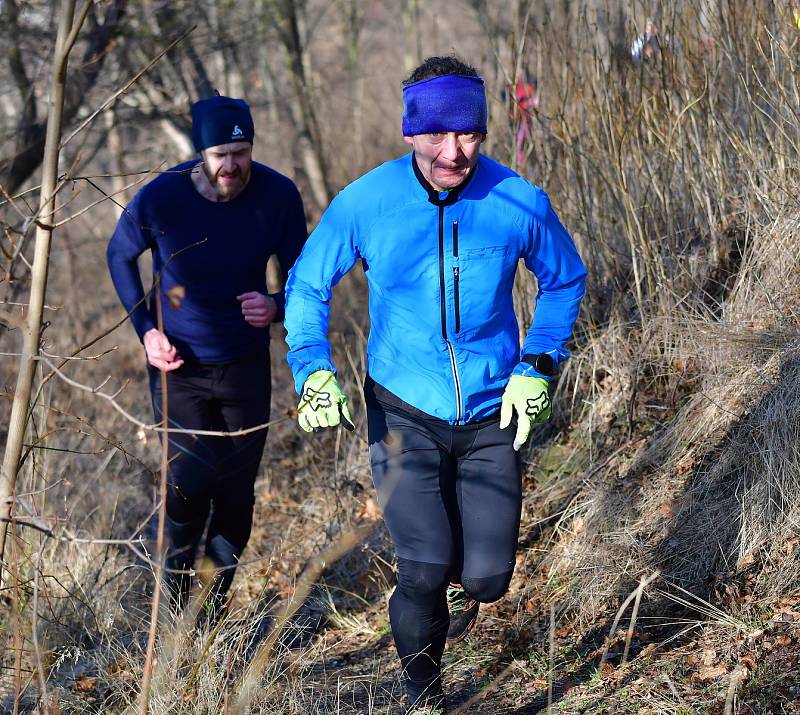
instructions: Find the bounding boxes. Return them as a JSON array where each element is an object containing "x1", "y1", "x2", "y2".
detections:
[
  {"x1": 462, "y1": 571, "x2": 513, "y2": 604},
  {"x1": 395, "y1": 558, "x2": 451, "y2": 599}
]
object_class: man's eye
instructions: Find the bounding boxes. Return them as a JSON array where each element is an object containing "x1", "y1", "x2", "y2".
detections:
[{"x1": 461, "y1": 133, "x2": 479, "y2": 142}]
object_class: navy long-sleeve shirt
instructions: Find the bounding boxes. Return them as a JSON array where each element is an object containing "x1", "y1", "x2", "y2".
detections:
[{"x1": 107, "y1": 160, "x2": 306, "y2": 363}]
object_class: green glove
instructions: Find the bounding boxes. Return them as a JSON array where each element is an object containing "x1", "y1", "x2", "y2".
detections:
[
  {"x1": 297, "y1": 370, "x2": 354, "y2": 433},
  {"x1": 499, "y1": 375, "x2": 551, "y2": 451}
]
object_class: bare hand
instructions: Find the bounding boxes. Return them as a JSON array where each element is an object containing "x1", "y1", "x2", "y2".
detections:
[
  {"x1": 143, "y1": 328, "x2": 184, "y2": 372},
  {"x1": 237, "y1": 291, "x2": 277, "y2": 328}
]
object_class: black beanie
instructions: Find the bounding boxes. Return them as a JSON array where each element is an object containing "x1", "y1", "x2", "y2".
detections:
[{"x1": 191, "y1": 95, "x2": 254, "y2": 152}]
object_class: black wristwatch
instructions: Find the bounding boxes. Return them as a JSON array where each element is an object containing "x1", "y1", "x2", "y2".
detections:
[{"x1": 521, "y1": 353, "x2": 556, "y2": 377}]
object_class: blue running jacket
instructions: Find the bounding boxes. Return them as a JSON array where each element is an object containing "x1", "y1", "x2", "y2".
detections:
[{"x1": 285, "y1": 153, "x2": 586, "y2": 424}]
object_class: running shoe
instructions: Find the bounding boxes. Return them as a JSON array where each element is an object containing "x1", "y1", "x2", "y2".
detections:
[
  {"x1": 446, "y1": 582, "x2": 479, "y2": 643},
  {"x1": 405, "y1": 679, "x2": 446, "y2": 714}
]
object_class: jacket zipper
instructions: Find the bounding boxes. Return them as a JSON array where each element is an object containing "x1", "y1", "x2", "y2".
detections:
[
  {"x1": 438, "y1": 206, "x2": 462, "y2": 423},
  {"x1": 452, "y1": 221, "x2": 460, "y2": 334}
]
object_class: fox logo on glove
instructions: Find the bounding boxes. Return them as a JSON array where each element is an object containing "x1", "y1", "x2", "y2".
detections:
[
  {"x1": 302, "y1": 387, "x2": 332, "y2": 411},
  {"x1": 525, "y1": 392, "x2": 551, "y2": 419}
]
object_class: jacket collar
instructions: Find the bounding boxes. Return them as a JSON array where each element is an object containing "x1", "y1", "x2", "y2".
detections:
[{"x1": 411, "y1": 153, "x2": 477, "y2": 207}]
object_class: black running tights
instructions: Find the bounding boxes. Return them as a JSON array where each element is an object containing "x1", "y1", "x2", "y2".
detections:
[{"x1": 149, "y1": 351, "x2": 270, "y2": 609}]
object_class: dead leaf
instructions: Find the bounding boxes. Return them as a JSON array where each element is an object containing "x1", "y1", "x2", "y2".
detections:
[
  {"x1": 740, "y1": 655, "x2": 757, "y2": 671},
  {"x1": 600, "y1": 662, "x2": 615, "y2": 677},
  {"x1": 639, "y1": 643, "x2": 657, "y2": 659},
  {"x1": 775, "y1": 634, "x2": 793, "y2": 647},
  {"x1": 75, "y1": 675, "x2": 97, "y2": 692},
  {"x1": 675, "y1": 453, "x2": 697, "y2": 476},
  {"x1": 693, "y1": 664, "x2": 728, "y2": 682},
  {"x1": 166, "y1": 285, "x2": 185, "y2": 309},
  {"x1": 745, "y1": 628, "x2": 764, "y2": 643},
  {"x1": 772, "y1": 610, "x2": 798, "y2": 623},
  {"x1": 783, "y1": 538, "x2": 800, "y2": 556},
  {"x1": 658, "y1": 502, "x2": 675, "y2": 517},
  {"x1": 701, "y1": 648, "x2": 717, "y2": 666}
]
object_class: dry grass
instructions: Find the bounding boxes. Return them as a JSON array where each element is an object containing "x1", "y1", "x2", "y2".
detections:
[{"x1": 2, "y1": 1, "x2": 800, "y2": 713}]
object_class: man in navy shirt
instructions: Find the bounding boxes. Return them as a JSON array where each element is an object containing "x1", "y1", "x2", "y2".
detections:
[{"x1": 107, "y1": 95, "x2": 306, "y2": 618}]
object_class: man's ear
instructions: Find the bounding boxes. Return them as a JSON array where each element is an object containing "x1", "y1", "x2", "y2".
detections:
[{"x1": 403, "y1": 136, "x2": 414, "y2": 146}]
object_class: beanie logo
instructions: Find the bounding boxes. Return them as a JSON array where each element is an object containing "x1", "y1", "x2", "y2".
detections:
[{"x1": 232, "y1": 125, "x2": 243, "y2": 137}]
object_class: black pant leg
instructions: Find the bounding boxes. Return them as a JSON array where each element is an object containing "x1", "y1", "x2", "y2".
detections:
[
  {"x1": 205, "y1": 352, "x2": 271, "y2": 605},
  {"x1": 456, "y1": 416, "x2": 522, "y2": 602},
  {"x1": 367, "y1": 403, "x2": 455, "y2": 705},
  {"x1": 149, "y1": 364, "x2": 217, "y2": 609},
  {"x1": 389, "y1": 558, "x2": 450, "y2": 709}
]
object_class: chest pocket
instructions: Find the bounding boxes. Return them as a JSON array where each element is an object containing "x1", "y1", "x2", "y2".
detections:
[{"x1": 457, "y1": 244, "x2": 517, "y2": 336}]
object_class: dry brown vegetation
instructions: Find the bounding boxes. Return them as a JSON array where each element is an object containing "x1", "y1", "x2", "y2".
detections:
[{"x1": 1, "y1": 1, "x2": 800, "y2": 713}]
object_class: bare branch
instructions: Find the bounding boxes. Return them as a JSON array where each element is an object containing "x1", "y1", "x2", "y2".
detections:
[{"x1": 60, "y1": 25, "x2": 198, "y2": 150}]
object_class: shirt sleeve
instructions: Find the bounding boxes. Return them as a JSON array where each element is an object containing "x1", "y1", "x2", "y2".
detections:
[
  {"x1": 284, "y1": 191, "x2": 360, "y2": 393},
  {"x1": 269, "y1": 181, "x2": 307, "y2": 323},
  {"x1": 106, "y1": 193, "x2": 157, "y2": 341},
  {"x1": 514, "y1": 188, "x2": 587, "y2": 380}
]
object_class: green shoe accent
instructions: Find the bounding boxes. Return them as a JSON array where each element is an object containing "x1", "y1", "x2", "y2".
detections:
[{"x1": 446, "y1": 582, "x2": 479, "y2": 643}]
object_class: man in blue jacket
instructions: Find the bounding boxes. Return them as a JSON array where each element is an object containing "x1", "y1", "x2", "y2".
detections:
[
  {"x1": 107, "y1": 95, "x2": 306, "y2": 619},
  {"x1": 284, "y1": 56, "x2": 585, "y2": 713}
]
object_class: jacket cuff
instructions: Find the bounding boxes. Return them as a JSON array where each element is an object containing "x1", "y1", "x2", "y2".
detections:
[
  {"x1": 294, "y1": 360, "x2": 336, "y2": 394},
  {"x1": 132, "y1": 313, "x2": 157, "y2": 343}
]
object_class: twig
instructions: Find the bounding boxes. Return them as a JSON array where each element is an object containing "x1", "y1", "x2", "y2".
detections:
[
  {"x1": 32, "y1": 538, "x2": 48, "y2": 711},
  {"x1": 450, "y1": 659, "x2": 522, "y2": 714},
  {"x1": 40, "y1": 347, "x2": 117, "y2": 361},
  {"x1": 660, "y1": 673, "x2": 686, "y2": 708},
  {"x1": 60, "y1": 0, "x2": 93, "y2": 59},
  {"x1": 139, "y1": 291, "x2": 169, "y2": 715},
  {"x1": 724, "y1": 666, "x2": 747, "y2": 715},
  {"x1": 38, "y1": 355, "x2": 286, "y2": 437},
  {"x1": 0, "y1": 515, "x2": 304, "y2": 581},
  {"x1": 600, "y1": 572, "x2": 660, "y2": 666},
  {"x1": 548, "y1": 601, "x2": 556, "y2": 714},
  {"x1": 60, "y1": 26, "x2": 197, "y2": 149},
  {"x1": 31, "y1": 237, "x2": 206, "y2": 406},
  {"x1": 11, "y1": 530, "x2": 23, "y2": 715},
  {"x1": 231, "y1": 521, "x2": 376, "y2": 714},
  {"x1": 51, "y1": 174, "x2": 151, "y2": 227},
  {"x1": 621, "y1": 574, "x2": 647, "y2": 666}
]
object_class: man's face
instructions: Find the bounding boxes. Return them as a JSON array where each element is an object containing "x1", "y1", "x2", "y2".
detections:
[
  {"x1": 404, "y1": 131, "x2": 485, "y2": 191},
  {"x1": 200, "y1": 141, "x2": 253, "y2": 199}
]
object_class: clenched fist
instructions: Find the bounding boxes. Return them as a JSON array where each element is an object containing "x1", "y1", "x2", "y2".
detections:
[{"x1": 237, "y1": 291, "x2": 277, "y2": 328}]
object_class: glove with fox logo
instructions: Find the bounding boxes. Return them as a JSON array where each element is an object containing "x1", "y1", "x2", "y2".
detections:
[
  {"x1": 499, "y1": 375, "x2": 551, "y2": 451},
  {"x1": 297, "y1": 370, "x2": 354, "y2": 433}
]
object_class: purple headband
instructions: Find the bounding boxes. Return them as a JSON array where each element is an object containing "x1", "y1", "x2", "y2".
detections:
[{"x1": 402, "y1": 74, "x2": 487, "y2": 136}]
